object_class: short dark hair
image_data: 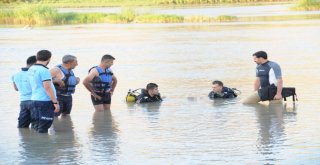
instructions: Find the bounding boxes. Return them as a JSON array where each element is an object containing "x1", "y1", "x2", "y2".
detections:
[
  {"x1": 26, "y1": 55, "x2": 36, "y2": 65},
  {"x1": 36, "y1": 50, "x2": 52, "y2": 61},
  {"x1": 212, "y1": 80, "x2": 223, "y2": 87},
  {"x1": 253, "y1": 51, "x2": 268, "y2": 59},
  {"x1": 101, "y1": 54, "x2": 115, "y2": 62},
  {"x1": 146, "y1": 83, "x2": 158, "y2": 91}
]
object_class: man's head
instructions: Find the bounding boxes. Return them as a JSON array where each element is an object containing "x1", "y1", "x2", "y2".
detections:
[
  {"x1": 36, "y1": 50, "x2": 52, "y2": 65},
  {"x1": 62, "y1": 55, "x2": 78, "y2": 69},
  {"x1": 100, "y1": 54, "x2": 115, "y2": 68},
  {"x1": 26, "y1": 55, "x2": 36, "y2": 67},
  {"x1": 252, "y1": 51, "x2": 268, "y2": 64},
  {"x1": 146, "y1": 83, "x2": 159, "y2": 96},
  {"x1": 212, "y1": 80, "x2": 224, "y2": 94}
]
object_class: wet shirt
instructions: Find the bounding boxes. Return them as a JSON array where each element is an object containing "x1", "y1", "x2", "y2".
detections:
[
  {"x1": 208, "y1": 87, "x2": 237, "y2": 99},
  {"x1": 28, "y1": 64, "x2": 56, "y2": 101},
  {"x1": 12, "y1": 68, "x2": 32, "y2": 101},
  {"x1": 137, "y1": 90, "x2": 162, "y2": 103},
  {"x1": 256, "y1": 61, "x2": 282, "y2": 88}
]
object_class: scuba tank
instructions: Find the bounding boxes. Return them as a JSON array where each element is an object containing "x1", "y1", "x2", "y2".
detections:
[{"x1": 125, "y1": 88, "x2": 143, "y2": 103}]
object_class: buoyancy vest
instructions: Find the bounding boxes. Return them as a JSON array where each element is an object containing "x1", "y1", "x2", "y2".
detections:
[
  {"x1": 55, "y1": 65, "x2": 77, "y2": 95},
  {"x1": 90, "y1": 66, "x2": 113, "y2": 93}
]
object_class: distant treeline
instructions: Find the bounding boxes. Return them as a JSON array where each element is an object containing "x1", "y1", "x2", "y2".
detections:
[{"x1": 0, "y1": 0, "x2": 294, "y2": 5}]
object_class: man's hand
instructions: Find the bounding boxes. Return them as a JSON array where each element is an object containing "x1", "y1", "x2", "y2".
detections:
[
  {"x1": 76, "y1": 77, "x2": 80, "y2": 85},
  {"x1": 91, "y1": 93, "x2": 102, "y2": 100},
  {"x1": 54, "y1": 103, "x2": 60, "y2": 113},
  {"x1": 56, "y1": 79, "x2": 65, "y2": 88},
  {"x1": 274, "y1": 93, "x2": 282, "y2": 100}
]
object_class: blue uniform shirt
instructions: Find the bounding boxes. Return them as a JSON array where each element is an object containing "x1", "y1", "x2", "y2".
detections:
[
  {"x1": 28, "y1": 64, "x2": 56, "y2": 101},
  {"x1": 12, "y1": 68, "x2": 32, "y2": 101}
]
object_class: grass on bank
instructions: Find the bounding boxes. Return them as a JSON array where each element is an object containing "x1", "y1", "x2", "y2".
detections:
[
  {"x1": 292, "y1": 0, "x2": 320, "y2": 10},
  {"x1": 1, "y1": 4, "x2": 320, "y2": 26},
  {"x1": 0, "y1": 4, "x2": 238, "y2": 25},
  {"x1": 0, "y1": 0, "x2": 296, "y2": 8},
  {"x1": 0, "y1": 5, "x2": 137, "y2": 24}
]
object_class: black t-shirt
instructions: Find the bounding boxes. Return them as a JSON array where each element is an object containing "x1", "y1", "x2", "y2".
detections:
[{"x1": 256, "y1": 61, "x2": 282, "y2": 88}]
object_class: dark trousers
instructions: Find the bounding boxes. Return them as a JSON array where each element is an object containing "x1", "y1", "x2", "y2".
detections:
[
  {"x1": 18, "y1": 100, "x2": 32, "y2": 128},
  {"x1": 31, "y1": 101, "x2": 54, "y2": 133},
  {"x1": 55, "y1": 95, "x2": 73, "y2": 116}
]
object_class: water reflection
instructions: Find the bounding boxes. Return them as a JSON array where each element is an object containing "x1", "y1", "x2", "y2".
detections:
[
  {"x1": 89, "y1": 110, "x2": 119, "y2": 162},
  {"x1": 129, "y1": 102, "x2": 162, "y2": 123},
  {"x1": 138, "y1": 102, "x2": 162, "y2": 112},
  {"x1": 211, "y1": 98, "x2": 239, "y2": 107},
  {"x1": 51, "y1": 116, "x2": 80, "y2": 163},
  {"x1": 18, "y1": 116, "x2": 81, "y2": 164},
  {"x1": 252, "y1": 103, "x2": 297, "y2": 162}
]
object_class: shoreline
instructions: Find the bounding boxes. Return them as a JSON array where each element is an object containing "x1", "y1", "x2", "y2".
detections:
[
  {"x1": 0, "y1": 1, "x2": 296, "y2": 8},
  {"x1": 1, "y1": 2, "x2": 320, "y2": 26}
]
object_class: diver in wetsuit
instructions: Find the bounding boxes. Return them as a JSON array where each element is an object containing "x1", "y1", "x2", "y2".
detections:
[
  {"x1": 136, "y1": 83, "x2": 162, "y2": 103},
  {"x1": 208, "y1": 80, "x2": 237, "y2": 99}
]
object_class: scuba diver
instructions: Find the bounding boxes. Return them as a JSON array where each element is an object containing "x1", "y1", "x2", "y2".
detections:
[
  {"x1": 208, "y1": 80, "x2": 239, "y2": 99},
  {"x1": 126, "y1": 83, "x2": 162, "y2": 103}
]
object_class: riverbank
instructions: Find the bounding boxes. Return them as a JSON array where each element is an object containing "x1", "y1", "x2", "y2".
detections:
[
  {"x1": 0, "y1": 0, "x2": 296, "y2": 8},
  {"x1": 292, "y1": 0, "x2": 320, "y2": 10},
  {"x1": 1, "y1": 1, "x2": 320, "y2": 26}
]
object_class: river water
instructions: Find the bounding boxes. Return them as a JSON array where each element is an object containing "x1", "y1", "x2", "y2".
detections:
[{"x1": 0, "y1": 19, "x2": 320, "y2": 164}]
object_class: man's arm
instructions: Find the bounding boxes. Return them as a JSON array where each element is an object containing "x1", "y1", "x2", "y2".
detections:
[
  {"x1": 50, "y1": 67, "x2": 64, "y2": 88},
  {"x1": 43, "y1": 80, "x2": 60, "y2": 113},
  {"x1": 274, "y1": 78, "x2": 283, "y2": 100},
  {"x1": 76, "y1": 77, "x2": 80, "y2": 85},
  {"x1": 111, "y1": 75, "x2": 117, "y2": 94},
  {"x1": 254, "y1": 77, "x2": 260, "y2": 91},
  {"x1": 136, "y1": 94, "x2": 147, "y2": 103},
  {"x1": 271, "y1": 62, "x2": 283, "y2": 100},
  {"x1": 83, "y1": 68, "x2": 101, "y2": 100},
  {"x1": 13, "y1": 82, "x2": 18, "y2": 91},
  {"x1": 226, "y1": 89, "x2": 236, "y2": 98}
]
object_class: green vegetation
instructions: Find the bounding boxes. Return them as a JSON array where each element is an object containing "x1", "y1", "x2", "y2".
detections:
[
  {"x1": 215, "y1": 15, "x2": 237, "y2": 22},
  {"x1": 0, "y1": 0, "x2": 295, "y2": 8},
  {"x1": 0, "y1": 5, "x2": 140, "y2": 24},
  {"x1": 135, "y1": 14, "x2": 183, "y2": 23},
  {"x1": 0, "y1": 4, "x2": 239, "y2": 25},
  {"x1": 293, "y1": 0, "x2": 320, "y2": 10},
  {"x1": 1, "y1": 4, "x2": 320, "y2": 26},
  {"x1": 154, "y1": 0, "x2": 293, "y2": 5}
]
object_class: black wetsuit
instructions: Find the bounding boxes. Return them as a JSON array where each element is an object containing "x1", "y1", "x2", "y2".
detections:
[
  {"x1": 137, "y1": 90, "x2": 162, "y2": 103},
  {"x1": 208, "y1": 87, "x2": 237, "y2": 99}
]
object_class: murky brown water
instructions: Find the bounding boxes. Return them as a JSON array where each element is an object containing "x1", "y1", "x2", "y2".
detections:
[{"x1": 0, "y1": 19, "x2": 320, "y2": 164}]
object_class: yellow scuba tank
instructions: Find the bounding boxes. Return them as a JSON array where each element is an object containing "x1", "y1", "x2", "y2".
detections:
[{"x1": 126, "y1": 89, "x2": 138, "y2": 103}]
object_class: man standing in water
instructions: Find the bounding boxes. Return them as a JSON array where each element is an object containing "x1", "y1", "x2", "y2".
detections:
[
  {"x1": 50, "y1": 55, "x2": 80, "y2": 117},
  {"x1": 12, "y1": 55, "x2": 37, "y2": 128},
  {"x1": 242, "y1": 51, "x2": 283, "y2": 104},
  {"x1": 28, "y1": 50, "x2": 60, "y2": 133},
  {"x1": 83, "y1": 54, "x2": 118, "y2": 111}
]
